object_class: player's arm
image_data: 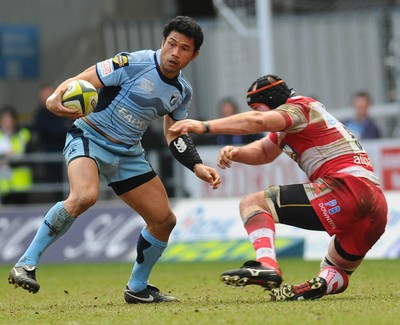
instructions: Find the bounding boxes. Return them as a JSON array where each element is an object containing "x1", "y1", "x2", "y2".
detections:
[
  {"x1": 218, "y1": 137, "x2": 282, "y2": 169},
  {"x1": 169, "y1": 110, "x2": 288, "y2": 135},
  {"x1": 164, "y1": 115, "x2": 221, "y2": 190},
  {"x1": 46, "y1": 65, "x2": 102, "y2": 119}
]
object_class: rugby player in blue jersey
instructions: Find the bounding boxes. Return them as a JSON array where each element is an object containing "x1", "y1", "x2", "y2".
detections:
[{"x1": 8, "y1": 16, "x2": 221, "y2": 303}]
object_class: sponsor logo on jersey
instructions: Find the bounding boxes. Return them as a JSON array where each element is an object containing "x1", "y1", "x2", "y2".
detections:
[
  {"x1": 318, "y1": 200, "x2": 339, "y2": 229},
  {"x1": 99, "y1": 60, "x2": 112, "y2": 77},
  {"x1": 112, "y1": 53, "x2": 129, "y2": 68},
  {"x1": 118, "y1": 107, "x2": 146, "y2": 129},
  {"x1": 353, "y1": 154, "x2": 372, "y2": 167},
  {"x1": 309, "y1": 181, "x2": 330, "y2": 196},
  {"x1": 281, "y1": 143, "x2": 299, "y2": 162},
  {"x1": 170, "y1": 93, "x2": 180, "y2": 106},
  {"x1": 139, "y1": 79, "x2": 154, "y2": 93}
]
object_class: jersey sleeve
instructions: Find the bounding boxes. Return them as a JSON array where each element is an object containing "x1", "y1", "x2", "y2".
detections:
[
  {"x1": 169, "y1": 81, "x2": 192, "y2": 121},
  {"x1": 170, "y1": 101, "x2": 190, "y2": 121},
  {"x1": 275, "y1": 104, "x2": 309, "y2": 133},
  {"x1": 96, "y1": 53, "x2": 130, "y2": 87},
  {"x1": 267, "y1": 132, "x2": 278, "y2": 144}
]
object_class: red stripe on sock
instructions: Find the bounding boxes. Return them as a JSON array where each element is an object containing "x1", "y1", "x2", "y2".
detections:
[
  {"x1": 253, "y1": 237, "x2": 272, "y2": 250},
  {"x1": 245, "y1": 212, "x2": 279, "y2": 271},
  {"x1": 245, "y1": 212, "x2": 275, "y2": 235}
]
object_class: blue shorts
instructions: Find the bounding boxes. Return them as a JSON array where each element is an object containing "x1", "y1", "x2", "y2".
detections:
[{"x1": 63, "y1": 119, "x2": 156, "y2": 195}]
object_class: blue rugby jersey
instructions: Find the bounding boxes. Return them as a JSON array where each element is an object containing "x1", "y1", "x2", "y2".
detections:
[{"x1": 86, "y1": 49, "x2": 192, "y2": 145}]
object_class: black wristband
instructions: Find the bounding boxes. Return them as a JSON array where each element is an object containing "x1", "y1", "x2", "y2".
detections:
[{"x1": 169, "y1": 135, "x2": 203, "y2": 172}]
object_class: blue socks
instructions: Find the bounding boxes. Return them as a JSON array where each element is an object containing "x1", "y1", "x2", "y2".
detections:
[
  {"x1": 17, "y1": 206, "x2": 166, "y2": 294},
  {"x1": 128, "y1": 227, "x2": 167, "y2": 292},
  {"x1": 16, "y1": 202, "x2": 76, "y2": 267}
]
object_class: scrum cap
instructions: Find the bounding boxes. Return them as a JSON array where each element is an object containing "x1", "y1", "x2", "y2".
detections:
[{"x1": 246, "y1": 74, "x2": 292, "y2": 109}]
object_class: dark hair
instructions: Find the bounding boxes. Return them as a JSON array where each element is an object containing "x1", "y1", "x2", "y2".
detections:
[
  {"x1": 0, "y1": 105, "x2": 20, "y2": 130},
  {"x1": 246, "y1": 74, "x2": 293, "y2": 109},
  {"x1": 352, "y1": 91, "x2": 371, "y2": 104},
  {"x1": 218, "y1": 97, "x2": 239, "y2": 114},
  {"x1": 163, "y1": 16, "x2": 204, "y2": 52},
  {"x1": 0, "y1": 105, "x2": 18, "y2": 121}
]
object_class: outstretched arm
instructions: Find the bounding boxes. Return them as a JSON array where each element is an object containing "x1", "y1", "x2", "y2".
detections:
[{"x1": 169, "y1": 110, "x2": 288, "y2": 135}]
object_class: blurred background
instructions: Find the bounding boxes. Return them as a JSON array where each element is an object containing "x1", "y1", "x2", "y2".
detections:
[
  {"x1": 1, "y1": 1, "x2": 400, "y2": 120},
  {"x1": 1, "y1": 0, "x2": 400, "y2": 264},
  {"x1": 0, "y1": 0, "x2": 400, "y2": 203}
]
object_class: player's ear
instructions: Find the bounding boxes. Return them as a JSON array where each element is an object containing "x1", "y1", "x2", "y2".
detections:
[
  {"x1": 191, "y1": 50, "x2": 200, "y2": 61},
  {"x1": 161, "y1": 38, "x2": 166, "y2": 48}
]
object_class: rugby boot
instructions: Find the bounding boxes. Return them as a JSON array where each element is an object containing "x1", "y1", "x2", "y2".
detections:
[
  {"x1": 270, "y1": 277, "x2": 327, "y2": 301},
  {"x1": 124, "y1": 284, "x2": 178, "y2": 304},
  {"x1": 8, "y1": 265, "x2": 40, "y2": 294},
  {"x1": 220, "y1": 260, "x2": 282, "y2": 290}
]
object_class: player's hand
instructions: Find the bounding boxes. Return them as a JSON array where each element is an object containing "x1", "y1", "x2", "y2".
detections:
[
  {"x1": 193, "y1": 164, "x2": 221, "y2": 190},
  {"x1": 217, "y1": 146, "x2": 240, "y2": 169},
  {"x1": 169, "y1": 119, "x2": 205, "y2": 135},
  {"x1": 46, "y1": 88, "x2": 85, "y2": 120}
]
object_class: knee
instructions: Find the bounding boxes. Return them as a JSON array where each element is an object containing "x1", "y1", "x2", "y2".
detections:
[
  {"x1": 239, "y1": 193, "x2": 261, "y2": 214},
  {"x1": 66, "y1": 192, "x2": 97, "y2": 216},
  {"x1": 239, "y1": 194, "x2": 253, "y2": 211},
  {"x1": 152, "y1": 211, "x2": 177, "y2": 234},
  {"x1": 239, "y1": 191, "x2": 272, "y2": 221},
  {"x1": 163, "y1": 212, "x2": 177, "y2": 232}
]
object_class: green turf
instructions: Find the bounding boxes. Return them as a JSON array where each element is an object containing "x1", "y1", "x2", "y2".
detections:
[{"x1": 1, "y1": 259, "x2": 399, "y2": 325}]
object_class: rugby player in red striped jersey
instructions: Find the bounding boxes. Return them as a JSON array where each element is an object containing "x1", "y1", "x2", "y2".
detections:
[{"x1": 169, "y1": 74, "x2": 388, "y2": 301}]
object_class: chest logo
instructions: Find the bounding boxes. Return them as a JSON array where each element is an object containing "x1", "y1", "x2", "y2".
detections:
[
  {"x1": 170, "y1": 93, "x2": 179, "y2": 106},
  {"x1": 139, "y1": 79, "x2": 154, "y2": 93}
]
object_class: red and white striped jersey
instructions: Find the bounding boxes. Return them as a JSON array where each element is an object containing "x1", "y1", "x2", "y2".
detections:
[{"x1": 268, "y1": 96, "x2": 380, "y2": 185}]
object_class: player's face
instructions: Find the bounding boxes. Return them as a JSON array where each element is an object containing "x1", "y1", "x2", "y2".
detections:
[
  {"x1": 250, "y1": 103, "x2": 271, "y2": 112},
  {"x1": 159, "y1": 31, "x2": 199, "y2": 79}
]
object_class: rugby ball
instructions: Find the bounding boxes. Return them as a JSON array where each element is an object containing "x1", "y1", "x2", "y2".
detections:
[{"x1": 62, "y1": 79, "x2": 98, "y2": 115}]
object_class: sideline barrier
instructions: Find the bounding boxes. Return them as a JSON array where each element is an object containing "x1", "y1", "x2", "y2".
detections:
[
  {"x1": 0, "y1": 202, "x2": 145, "y2": 264},
  {"x1": 164, "y1": 191, "x2": 400, "y2": 261},
  {"x1": 182, "y1": 139, "x2": 400, "y2": 198},
  {"x1": 0, "y1": 191, "x2": 398, "y2": 264}
]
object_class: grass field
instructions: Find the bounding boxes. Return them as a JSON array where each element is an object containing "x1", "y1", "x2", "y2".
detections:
[{"x1": 1, "y1": 259, "x2": 399, "y2": 325}]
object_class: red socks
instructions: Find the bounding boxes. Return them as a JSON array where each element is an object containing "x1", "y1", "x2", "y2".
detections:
[
  {"x1": 318, "y1": 266, "x2": 349, "y2": 294},
  {"x1": 244, "y1": 211, "x2": 280, "y2": 272}
]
